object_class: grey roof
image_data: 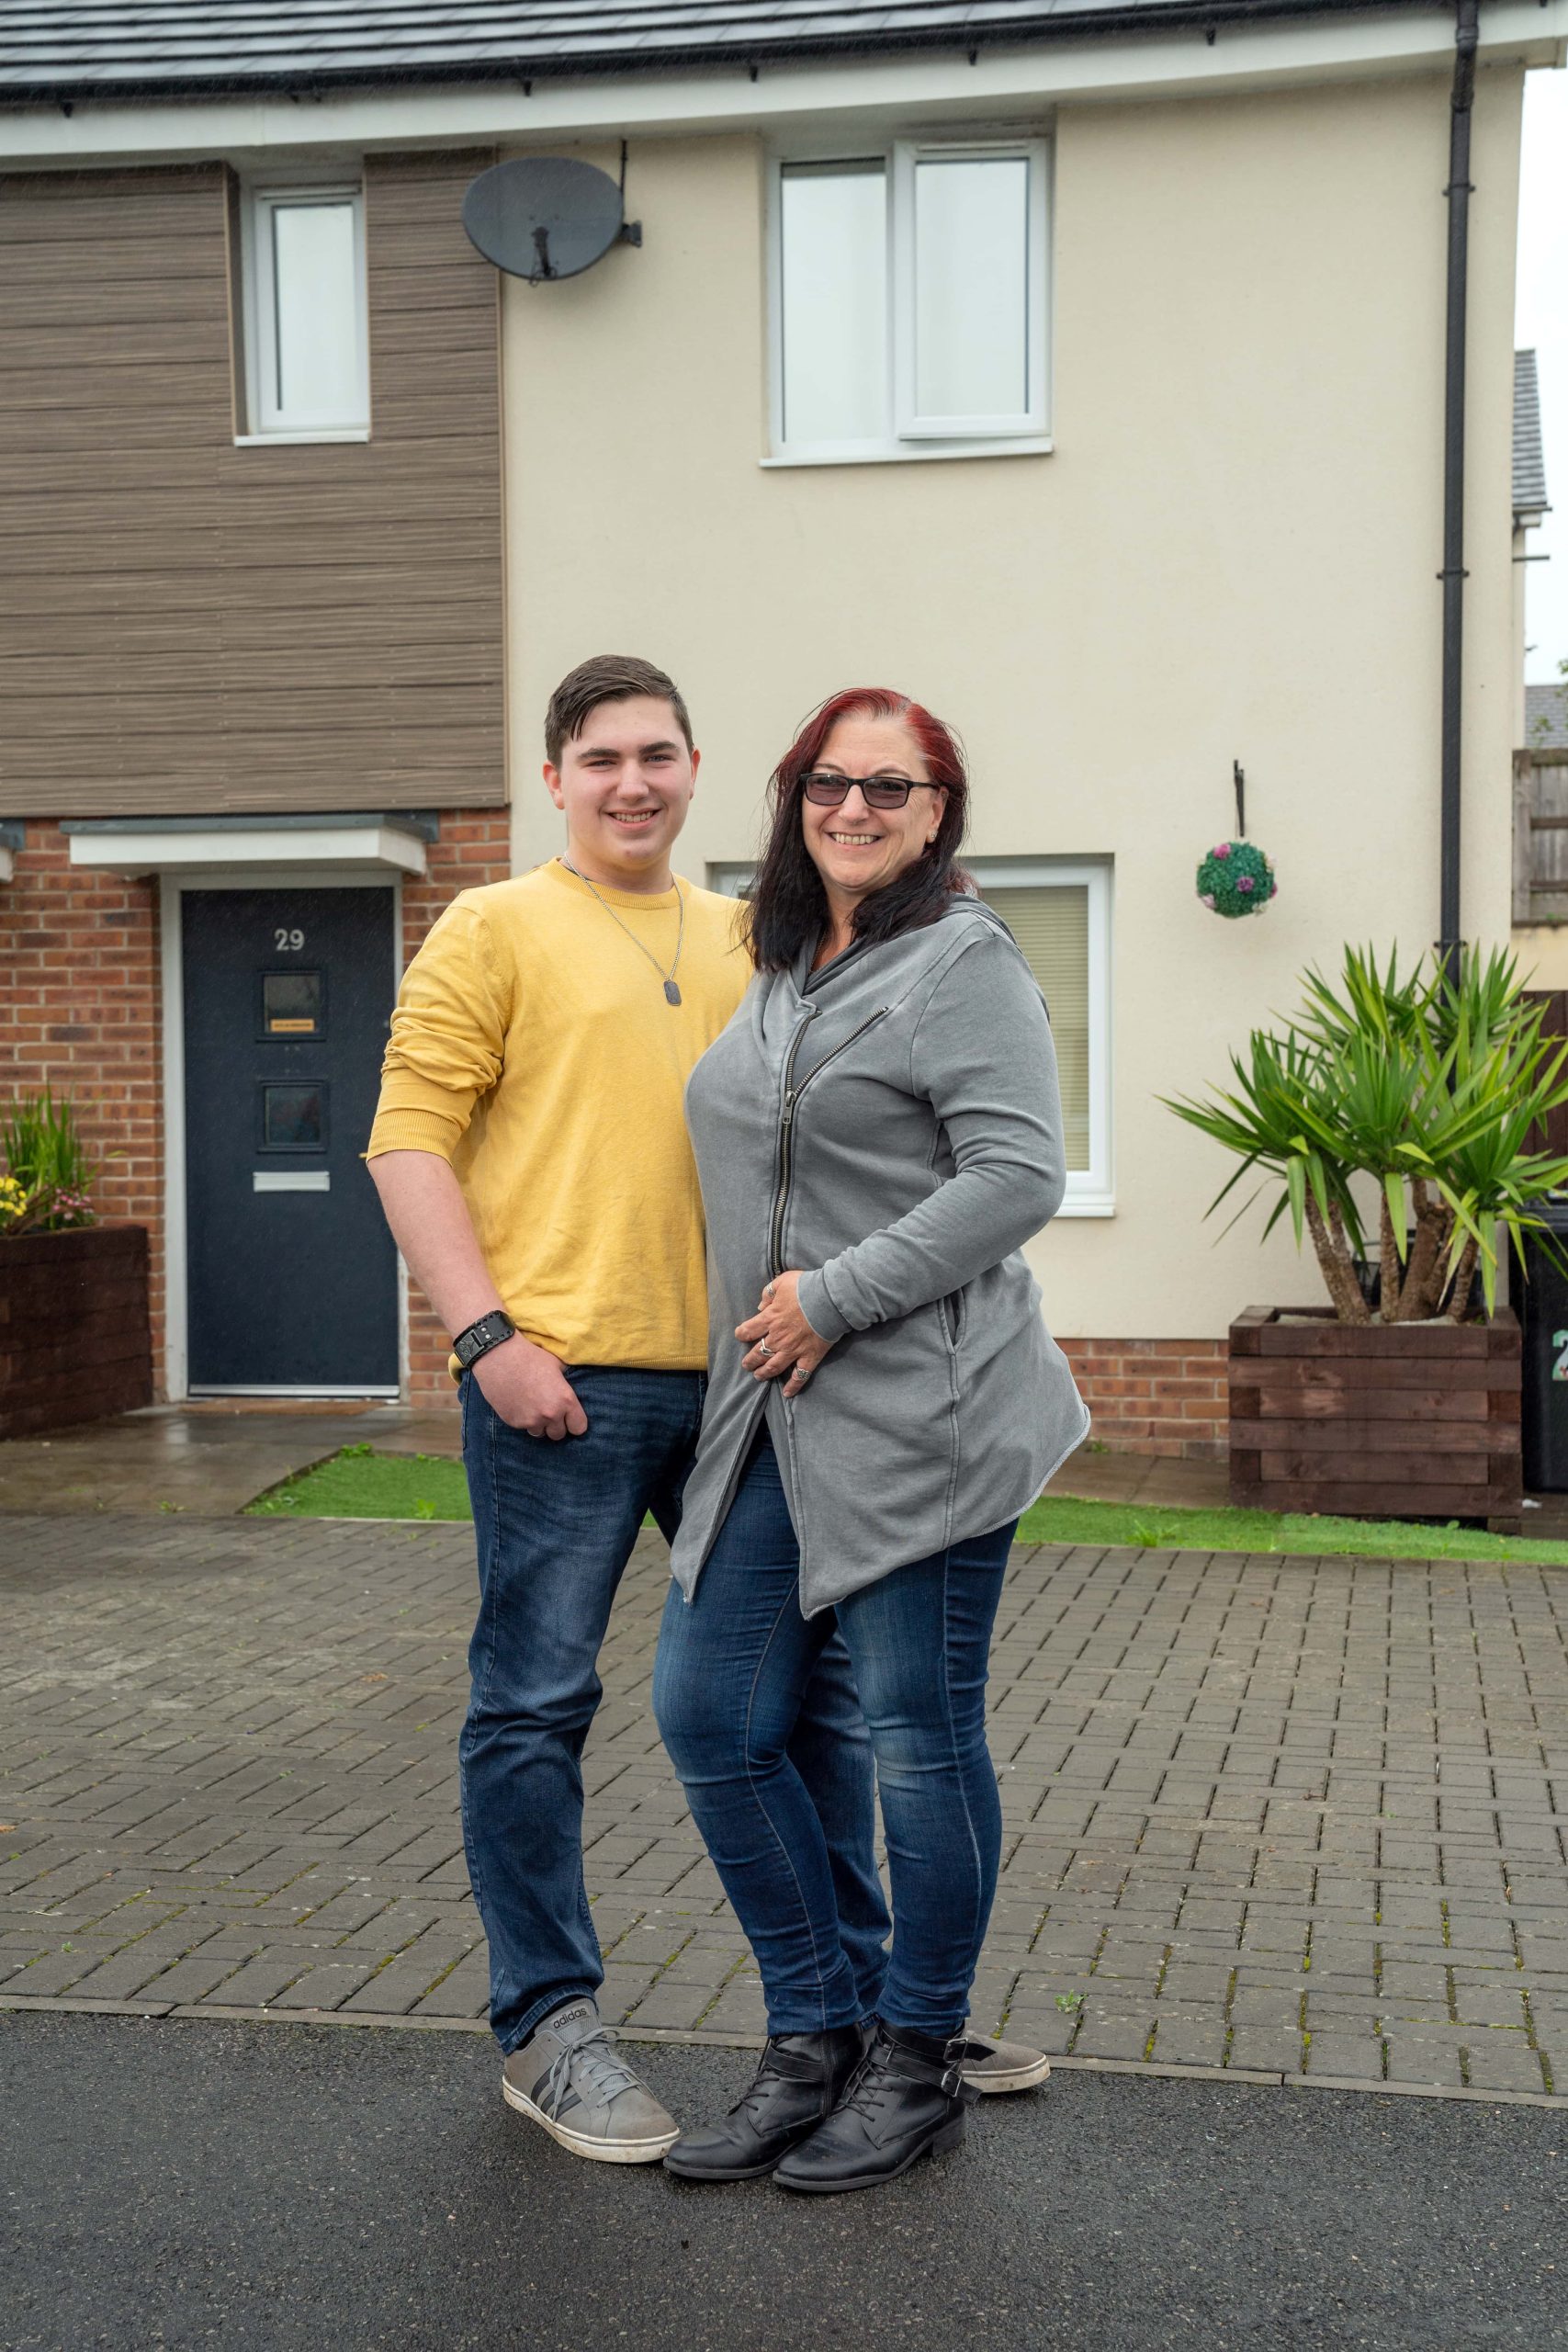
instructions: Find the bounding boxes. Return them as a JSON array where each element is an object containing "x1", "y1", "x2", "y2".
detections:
[
  {"x1": 1529, "y1": 684, "x2": 1568, "y2": 753},
  {"x1": 0, "y1": 0, "x2": 1445, "y2": 100},
  {"x1": 1516, "y1": 348, "x2": 1551, "y2": 523}
]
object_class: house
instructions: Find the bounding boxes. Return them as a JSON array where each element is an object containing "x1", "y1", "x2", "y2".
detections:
[
  {"x1": 2, "y1": 0, "x2": 1563, "y2": 1452},
  {"x1": 1512, "y1": 351, "x2": 1568, "y2": 959}
]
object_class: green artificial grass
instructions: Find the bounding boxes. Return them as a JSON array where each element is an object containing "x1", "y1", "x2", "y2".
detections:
[
  {"x1": 1014, "y1": 1492, "x2": 1568, "y2": 1566},
  {"x1": 246, "y1": 1444, "x2": 1568, "y2": 1566},
  {"x1": 245, "y1": 1443, "x2": 470, "y2": 1521}
]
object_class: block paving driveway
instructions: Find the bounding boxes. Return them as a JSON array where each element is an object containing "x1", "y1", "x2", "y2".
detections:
[{"x1": 3, "y1": 1512, "x2": 1566, "y2": 2101}]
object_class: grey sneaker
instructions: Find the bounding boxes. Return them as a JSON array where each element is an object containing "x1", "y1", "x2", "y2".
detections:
[
  {"x1": 502, "y1": 2000, "x2": 679, "y2": 2165},
  {"x1": 958, "y1": 2034, "x2": 1051, "y2": 2095}
]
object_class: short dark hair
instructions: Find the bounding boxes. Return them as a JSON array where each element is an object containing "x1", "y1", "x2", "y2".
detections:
[
  {"x1": 745, "y1": 687, "x2": 971, "y2": 972},
  {"x1": 544, "y1": 654, "x2": 694, "y2": 768}
]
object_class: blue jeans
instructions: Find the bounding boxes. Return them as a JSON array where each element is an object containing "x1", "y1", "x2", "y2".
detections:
[
  {"x1": 653, "y1": 1430, "x2": 1015, "y2": 2041},
  {"x1": 459, "y1": 1370, "x2": 890, "y2": 2053}
]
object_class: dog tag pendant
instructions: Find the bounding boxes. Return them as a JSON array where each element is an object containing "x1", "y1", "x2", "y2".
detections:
[{"x1": 664, "y1": 980, "x2": 682, "y2": 1006}]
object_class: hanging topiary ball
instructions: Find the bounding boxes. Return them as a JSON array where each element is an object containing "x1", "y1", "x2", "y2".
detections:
[{"x1": 1198, "y1": 839, "x2": 1277, "y2": 919}]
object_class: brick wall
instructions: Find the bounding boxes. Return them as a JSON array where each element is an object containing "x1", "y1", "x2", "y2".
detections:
[
  {"x1": 400, "y1": 812, "x2": 513, "y2": 1408},
  {"x1": 1060, "y1": 1336, "x2": 1228, "y2": 1459},
  {"x1": 0, "y1": 822, "x2": 165, "y2": 1385}
]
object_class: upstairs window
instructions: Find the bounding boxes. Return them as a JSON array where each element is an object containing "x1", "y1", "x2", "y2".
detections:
[
  {"x1": 240, "y1": 183, "x2": 368, "y2": 439},
  {"x1": 771, "y1": 140, "x2": 1049, "y2": 464}
]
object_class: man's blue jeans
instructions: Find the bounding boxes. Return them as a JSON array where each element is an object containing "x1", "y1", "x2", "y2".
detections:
[
  {"x1": 653, "y1": 1431, "x2": 1014, "y2": 2042},
  {"x1": 459, "y1": 1368, "x2": 891, "y2": 2054}
]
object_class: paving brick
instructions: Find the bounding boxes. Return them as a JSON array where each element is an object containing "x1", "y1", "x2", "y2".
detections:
[
  {"x1": 1458, "y1": 2038, "x2": 1551, "y2": 2096},
  {"x1": 267, "y1": 1962, "x2": 386, "y2": 2010},
  {"x1": 1302, "y1": 2032, "x2": 1385, "y2": 2082},
  {"x1": 1226, "y1": 2026, "x2": 1303, "y2": 2073}
]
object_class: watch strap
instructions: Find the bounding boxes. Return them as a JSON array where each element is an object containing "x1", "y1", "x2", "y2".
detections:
[{"x1": 453, "y1": 1310, "x2": 516, "y2": 1369}]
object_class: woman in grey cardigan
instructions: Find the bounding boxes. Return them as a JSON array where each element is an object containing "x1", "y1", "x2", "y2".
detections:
[{"x1": 654, "y1": 688, "x2": 1088, "y2": 2195}]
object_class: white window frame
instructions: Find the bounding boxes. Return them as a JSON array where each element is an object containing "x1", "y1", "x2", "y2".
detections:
[
  {"x1": 707, "y1": 854, "x2": 1112, "y2": 1215},
  {"x1": 893, "y1": 142, "x2": 1049, "y2": 442},
  {"x1": 240, "y1": 179, "x2": 370, "y2": 442},
  {"x1": 766, "y1": 135, "x2": 1051, "y2": 469}
]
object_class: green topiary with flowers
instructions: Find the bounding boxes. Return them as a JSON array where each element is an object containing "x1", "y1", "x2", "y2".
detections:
[{"x1": 1197, "y1": 838, "x2": 1277, "y2": 919}]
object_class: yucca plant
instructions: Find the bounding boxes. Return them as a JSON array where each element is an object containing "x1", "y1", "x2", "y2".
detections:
[
  {"x1": 1164, "y1": 945, "x2": 1568, "y2": 1323},
  {"x1": 0, "y1": 1088, "x2": 100, "y2": 1236}
]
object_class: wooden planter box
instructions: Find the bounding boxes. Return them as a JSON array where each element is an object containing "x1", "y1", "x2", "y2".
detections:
[
  {"x1": 0, "y1": 1225, "x2": 153, "y2": 1441},
  {"x1": 1228, "y1": 1304, "x2": 1522, "y2": 1532}
]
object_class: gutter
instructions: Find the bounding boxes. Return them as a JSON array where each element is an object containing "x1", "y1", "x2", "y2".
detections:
[{"x1": 1438, "y1": 0, "x2": 1478, "y2": 972}]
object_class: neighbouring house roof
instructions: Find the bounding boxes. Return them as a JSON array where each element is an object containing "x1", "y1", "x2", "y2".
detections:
[
  {"x1": 1516, "y1": 348, "x2": 1551, "y2": 526},
  {"x1": 1529, "y1": 684, "x2": 1568, "y2": 752},
  {"x1": 0, "y1": 0, "x2": 1450, "y2": 99}
]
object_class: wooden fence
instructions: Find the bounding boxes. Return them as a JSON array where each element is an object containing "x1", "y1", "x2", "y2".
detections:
[{"x1": 1514, "y1": 748, "x2": 1568, "y2": 925}]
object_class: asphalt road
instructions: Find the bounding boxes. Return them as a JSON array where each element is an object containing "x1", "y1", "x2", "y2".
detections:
[{"x1": 1, "y1": 2016, "x2": 1562, "y2": 2352}]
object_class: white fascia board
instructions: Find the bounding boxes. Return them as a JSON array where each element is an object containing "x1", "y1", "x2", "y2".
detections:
[
  {"x1": 67, "y1": 825, "x2": 427, "y2": 876},
  {"x1": 2, "y1": 2, "x2": 1563, "y2": 168}
]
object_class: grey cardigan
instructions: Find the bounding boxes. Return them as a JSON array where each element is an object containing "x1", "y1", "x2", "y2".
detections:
[{"x1": 670, "y1": 897, "x2": 1089, "y2": 1616}]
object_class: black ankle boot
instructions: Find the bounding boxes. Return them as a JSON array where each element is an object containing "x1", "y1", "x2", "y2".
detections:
[
  {"x1": 663, "y1": 2027, "x2": 865, "y2": 2181},
  {"x1": 772, "y1": 2023, "x2": 972, "y2": 2194}
]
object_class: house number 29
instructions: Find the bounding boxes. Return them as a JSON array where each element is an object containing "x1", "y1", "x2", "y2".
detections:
[{"x1": 274, "y1": 927, "x2": 305, "y2": 952}]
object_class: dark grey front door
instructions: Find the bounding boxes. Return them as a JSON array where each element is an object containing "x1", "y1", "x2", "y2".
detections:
[{"x1": 183, "y1": 887, "x2": 398, "y2": 1392}]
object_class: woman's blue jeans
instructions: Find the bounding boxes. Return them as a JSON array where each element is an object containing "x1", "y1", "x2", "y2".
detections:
[{"x1": 653, "y1": 1430, "x2": 1015, "y2": 2041}]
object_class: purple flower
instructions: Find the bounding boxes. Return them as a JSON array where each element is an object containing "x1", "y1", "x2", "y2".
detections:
[
  {"x1": 1213, "y1": 842, "x2": 1232, "y2": 859},
  {"x1": 1237, "y1": 875, "x2": 1255, "y2": 893},
  {"x1": 1201, "y1": 892, "x2": 1216, "y2": 909}
]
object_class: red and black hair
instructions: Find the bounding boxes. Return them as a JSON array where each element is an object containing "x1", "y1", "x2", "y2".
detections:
[{"x1": 745, "y1": 687, "x2": 971, "y2": 973}]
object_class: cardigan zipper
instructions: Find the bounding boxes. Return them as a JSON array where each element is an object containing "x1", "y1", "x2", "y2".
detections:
[{"x1": 767, "y1": 1005, "x2": 890, "y2": 1280}]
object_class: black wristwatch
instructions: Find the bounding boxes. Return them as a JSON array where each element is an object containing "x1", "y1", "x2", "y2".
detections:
[{"x1": 452, "y1": 1310, "x2": 517, "y2": 1369}]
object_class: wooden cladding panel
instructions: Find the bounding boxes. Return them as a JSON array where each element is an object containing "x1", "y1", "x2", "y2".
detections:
[{"x1": 0, "y1": 151, "x2": 503, "y2": 817}]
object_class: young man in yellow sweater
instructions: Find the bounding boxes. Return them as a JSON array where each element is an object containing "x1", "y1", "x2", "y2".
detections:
[{"x1": 367, "y1": 655, "x2": 1043, "y2": 2167}]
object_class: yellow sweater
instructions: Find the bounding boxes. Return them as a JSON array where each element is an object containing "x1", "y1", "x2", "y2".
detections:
[{"x1": 367, "y1": 860, "x2": 750, "y2": 1369}]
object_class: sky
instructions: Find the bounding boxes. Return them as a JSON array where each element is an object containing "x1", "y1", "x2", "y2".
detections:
[{"x1": 1519, "y1": 66, "x2": 1568, "y2": 684}]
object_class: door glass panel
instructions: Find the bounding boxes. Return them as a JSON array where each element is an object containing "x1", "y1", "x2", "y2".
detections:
[
  {"x1": 261, "y1": 970, "x2": 324, "y2": 1036},
  {"x1": 261, "y1": 1081, "x2": 327, "y2": 1150}
]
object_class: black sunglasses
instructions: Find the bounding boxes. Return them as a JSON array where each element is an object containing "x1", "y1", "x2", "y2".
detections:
[{"x1": 800, "y1": 772, "x2": 938, "y2": 810}]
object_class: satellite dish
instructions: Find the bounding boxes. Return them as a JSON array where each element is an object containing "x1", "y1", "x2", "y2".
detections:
[{"x1": 462, "y1": 157, "x2": 640, "y2": 283}]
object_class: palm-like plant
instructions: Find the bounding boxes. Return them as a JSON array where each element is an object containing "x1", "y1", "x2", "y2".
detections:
[{"x1": 1164, "y1": 945, "x2": 1568, "y2": 1322}]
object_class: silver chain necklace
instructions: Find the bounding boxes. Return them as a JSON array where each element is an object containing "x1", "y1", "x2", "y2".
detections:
[{"x1": 559, "y1": 856, "x2": 686, "y2": 1006}]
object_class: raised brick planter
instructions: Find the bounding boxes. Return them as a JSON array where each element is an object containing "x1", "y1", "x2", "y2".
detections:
[
  {"x1": 1227, "y1": 1304, "x2": 1522, "y2": 1532},
  {"x1": 0, "y1": 1225, "x2": 152, "y2": 1440}
]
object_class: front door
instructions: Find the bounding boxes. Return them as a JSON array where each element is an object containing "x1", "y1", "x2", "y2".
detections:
[{"x1": 183, "y1": 887, "x2": 399, "y2": 1393}]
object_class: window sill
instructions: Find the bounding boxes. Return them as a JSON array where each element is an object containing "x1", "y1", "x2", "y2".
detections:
[
  {"x1": 1056, "y1": 1194, "x2": 1116, "y2": 1218},
  {"x1": 233, "y1": 429, "x2": 371, "y2": 447},
  {"x1": 761, "y1": 437, "x2": 1052, "y2": 471}
]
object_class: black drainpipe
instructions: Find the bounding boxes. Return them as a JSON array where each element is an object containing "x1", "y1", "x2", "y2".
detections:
[{"x1": 1438, "y1": 0, "x2": 1480, "y2": 975}]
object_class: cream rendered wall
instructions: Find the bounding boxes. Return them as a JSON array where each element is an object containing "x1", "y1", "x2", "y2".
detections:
[{"x1": 500, "y1": 65, "x2": 1525, "y2": 1340}]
